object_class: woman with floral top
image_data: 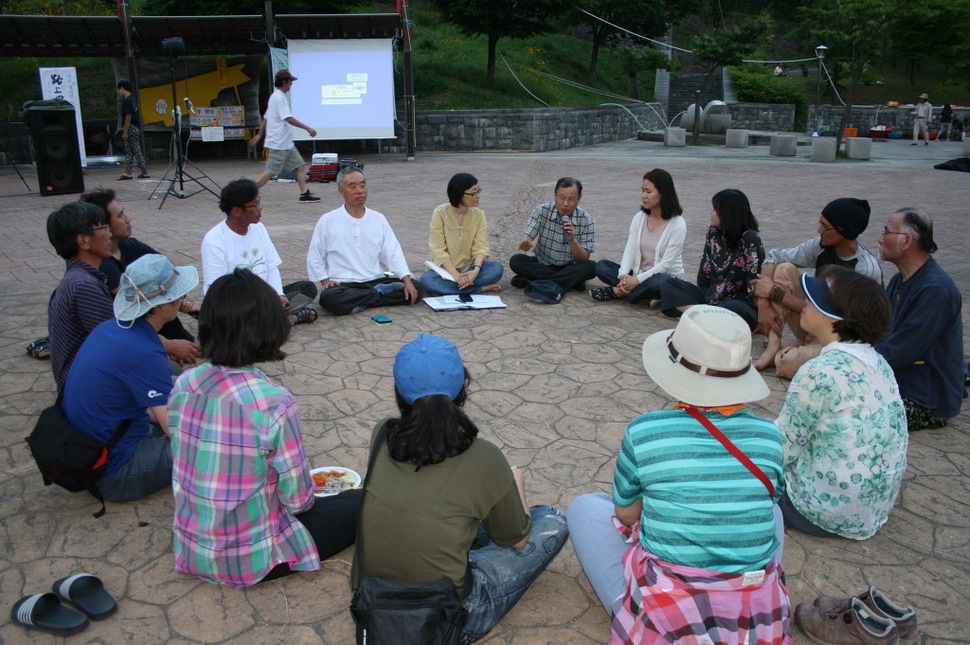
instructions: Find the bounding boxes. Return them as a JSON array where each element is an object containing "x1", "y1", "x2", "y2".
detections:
[
  {"x1": 776, "y1": 267, "x2": 907, "y2": 539},
  {"x1": 660, "y1": 188, "x2": 764, "y2": 330}
]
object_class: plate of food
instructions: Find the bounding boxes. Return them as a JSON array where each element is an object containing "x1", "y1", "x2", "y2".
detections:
[{"x1": 310, "y1": 466, "x2": 361, "y2": 497}]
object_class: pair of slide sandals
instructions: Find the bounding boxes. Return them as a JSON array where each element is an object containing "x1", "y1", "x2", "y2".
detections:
[{"x1": 11, "y1": 573, "x2": 117, "y2": 636}]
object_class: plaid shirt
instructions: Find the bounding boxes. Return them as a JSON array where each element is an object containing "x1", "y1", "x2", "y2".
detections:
[
  {"x1": 169, "y1": 364, "x2": 319, "y2": 589},
  {"x1": 610, "y1": 520, "x2": 791, "y2": 645},
  {"x1": 523, "y1": 202, "x2": 595, "y2": 267}
]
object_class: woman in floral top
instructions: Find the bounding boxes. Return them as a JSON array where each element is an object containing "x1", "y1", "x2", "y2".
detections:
[
  {"x1": 660, "y1": 189, "x2": 764, "y2": 329},
  {"x1": 776, "y1": 267, "x2": 907, "y2": 539}
]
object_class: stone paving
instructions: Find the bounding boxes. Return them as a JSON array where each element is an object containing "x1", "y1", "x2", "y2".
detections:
[{"x1": 0, "y1": 136, "x2": 968, "y2": 644}]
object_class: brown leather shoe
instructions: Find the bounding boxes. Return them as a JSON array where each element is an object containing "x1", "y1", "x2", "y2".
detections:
[
  {"x1": 814, "y1": 587, "x2": 917, "y2": 645},
  {"x1": 796, "y1": 597, "x2": 899, "y2": 644}
]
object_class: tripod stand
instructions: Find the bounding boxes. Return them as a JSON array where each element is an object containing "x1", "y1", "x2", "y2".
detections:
[
  {"x1": 0, "y1": 137, "x2": 32, "y2": 194},
  {"x1": 149, "y1": 46, "x2": 220, "y2": 209}
]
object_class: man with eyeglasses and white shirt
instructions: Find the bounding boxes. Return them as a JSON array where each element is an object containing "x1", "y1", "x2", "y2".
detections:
[
  {"x1": 509, "y1": 177, "x2": 596, "y2": 293},
  {"x1": 202, "y1": 178, "x2": 319, "y2": 325},
  {"x1": 751, "y1": 198, "x2": 882, "y2": 377},
  {"x1": 875, "y1": 208, "x2": 964, "y2": 431}
]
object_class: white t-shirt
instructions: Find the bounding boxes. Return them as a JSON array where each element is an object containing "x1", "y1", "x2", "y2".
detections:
[
  {"x1": 201, "y1": 220, "x2": 284, "y2": 294},
  {"x1": 264, "y1": 88, "x2": 294, "y2": 151},
  {"x1": 307, "y1": 206, "x2": 411, "y2": 283}
]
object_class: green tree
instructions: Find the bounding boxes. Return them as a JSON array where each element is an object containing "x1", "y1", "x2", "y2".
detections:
[
  {"x1": 572, "y1": 0, "x2": 679, "y2": 83},
  {"x1": 888, "y1": 0, "x2": 970, "y2": 83},
  {"x1": 2, "y1": 0, "x2": 115, "y2": 14},
  {"x1": 616, "y1": 46, "x2": 675, "y2": 100},
  {"x1": 794, "y1": 0, "x2": 896, "y2": 147},
  {"x1": 689, "y1": 15, "x2": 770, "y2": 92},
  {"x1": 430, "y1": 0, "x2": 562, "y2": 83}
]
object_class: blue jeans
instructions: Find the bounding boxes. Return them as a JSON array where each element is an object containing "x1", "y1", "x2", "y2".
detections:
[
  {"x1": 461, "y1": 505, "x2": 568, "y2": 643},
  {"x1": 419, "y1": 261, "x2": 504, "y2": 295},
  {"x1": 98, "y1": 424, "x2": 172, "y2": 502},
  {"x1": 594, "y1": 259, "x2": 672, "y2": 304}
]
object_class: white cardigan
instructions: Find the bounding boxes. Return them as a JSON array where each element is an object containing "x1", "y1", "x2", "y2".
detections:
[{"x1": 618, "y1": 211, "x2": 686, "y2": 282}]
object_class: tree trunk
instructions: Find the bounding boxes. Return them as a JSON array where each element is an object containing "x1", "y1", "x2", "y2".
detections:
[
  {"x1": 487, "y1": 34, "x2": 498, "y2": 83},
  {"x1": 588, "y1": 40, "x2": 601, "y2": 84}
]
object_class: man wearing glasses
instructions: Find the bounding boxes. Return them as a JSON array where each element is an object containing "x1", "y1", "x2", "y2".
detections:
[
  {"x1": 201, "y1": 178, "x2": 319, "y2": 325},
  {"x1": 46, "y1": 201, "x2": 115, "y2": 394},
  {"x1": 509, "y1": 177, "x2": 596, "y2": 293},
  {"x1": 875, "y1": 208, "x2": 964, "y2": 431},
  {"x1": 751, "y1": 198, "x2": 882, "y2": 377}
]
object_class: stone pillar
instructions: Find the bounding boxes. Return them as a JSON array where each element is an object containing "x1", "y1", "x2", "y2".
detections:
[
  {"x1": 725, "y1": 129, "x2": 749, "y2": 148},
  {"x1": 770, "y1": 135, "x2": 797, "y2": 157},
  {"x1": 845, "y1": 138, "x2": 872, "y2": 160},
  {"x1": 810, "y1": 138, "x2": 837, "y2": 162},
  {"x1": 664, "y1": 127, "x2": 686, "y2": 147}
]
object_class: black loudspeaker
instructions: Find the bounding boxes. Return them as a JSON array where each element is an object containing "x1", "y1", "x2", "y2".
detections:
[{"x1": 27, "y1": 106, "x2": 85, "y2": 196}]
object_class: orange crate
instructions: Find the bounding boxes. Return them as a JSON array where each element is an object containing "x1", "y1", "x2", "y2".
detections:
[{"x1": 842, "y1": 127, "x2": 858, "y2": 137}]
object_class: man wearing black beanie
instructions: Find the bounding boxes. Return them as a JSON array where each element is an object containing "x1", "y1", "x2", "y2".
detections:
[{"x1": 752, "y1": 197, "x2": 882, "y2": 377}]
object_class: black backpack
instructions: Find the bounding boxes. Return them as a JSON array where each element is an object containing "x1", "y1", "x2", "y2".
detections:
[{"x1": 26, "y1": 402, "x2": 132, "y2": 518}]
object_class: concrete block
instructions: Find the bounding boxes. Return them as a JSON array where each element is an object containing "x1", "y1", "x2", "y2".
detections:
[
  {"x1": 664, "y1": 127, "x2": 686, "y2": 147},
  {"x1": 769, "y1": 135, "x2": 797, "y2": 157},
  {"x1": 846, "y1": 137, "x2": 872, "y2": 160},
  {"x1": 725, "y1": 129, "x2": 749, "y2": 148},
  {"x1": 811, "y1": 138, "x2": 837, "y2": 162},
  {"x1": 963, "y1": 137, "x2": 970, "y2": 156}
]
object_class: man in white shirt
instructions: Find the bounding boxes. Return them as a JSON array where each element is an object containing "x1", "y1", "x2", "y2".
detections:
[
  {"x1": 248, "y1": 69, "x2": 321, "y2": 204},
  {"x1": 912, "y1": 93, "x2": 933, "y2": 145},
  {"x1": 307, "y1": 167, "x2": 423, "y2": 315},
  {"x1": 202, "y1": 178, "x2": 318, "y2": 325}
]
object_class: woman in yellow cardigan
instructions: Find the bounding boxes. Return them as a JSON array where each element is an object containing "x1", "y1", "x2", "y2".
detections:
[{"x1": 419, "y1": 173, "x2": 503, "y2": 295}]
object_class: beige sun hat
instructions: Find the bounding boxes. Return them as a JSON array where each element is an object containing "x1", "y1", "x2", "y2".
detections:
[{"x1": 641, "y1": 305, "x2": 769, "y2": 406}]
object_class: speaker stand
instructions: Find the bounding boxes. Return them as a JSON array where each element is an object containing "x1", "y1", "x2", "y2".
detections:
[
  {"x1": 0, "y1": 138, "x2": 32, "y2": 193},
  {"x1": 149, "y1": 123, "x2": 220, "y2": 209}
]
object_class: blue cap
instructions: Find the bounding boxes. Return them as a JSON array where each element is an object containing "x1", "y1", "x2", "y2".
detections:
[
  {"x1": 393, "y1": 333, "x2": 466, "y2": 403},
  {"x1": 801, "y1": 273, "x2": 844, "y2": 321}
]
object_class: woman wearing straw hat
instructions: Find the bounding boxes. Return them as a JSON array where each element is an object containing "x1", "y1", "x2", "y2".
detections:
[
  {"x1": 776, "y1": 267, "x2": 906, "y2": 540},
  {"x1": 567, "y1": 305, "x2": 790, "y2": 644},
  {"x1": 62, "y1": 254, "x2": 198, "y2": 502}
]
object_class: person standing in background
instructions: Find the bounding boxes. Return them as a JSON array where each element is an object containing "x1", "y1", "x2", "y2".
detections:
[{"x1": 117, "y1": 80, "x2": 149, "y2": 180}]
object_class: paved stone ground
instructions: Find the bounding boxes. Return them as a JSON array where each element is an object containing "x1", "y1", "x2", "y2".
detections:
[{"x1": 0, "y1": 136, "x2": 968, "y2": 644}]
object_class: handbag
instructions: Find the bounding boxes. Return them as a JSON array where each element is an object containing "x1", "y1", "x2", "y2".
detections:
[
  {"x1": 681, "y1": 406, "x2": 775, "y2": 497},
  {"x1": 25, "y1": 400, "x2": 133, "y2": 518},
  {"x1": 349, "y1": 423, "x2": 469, "y2": 645}
]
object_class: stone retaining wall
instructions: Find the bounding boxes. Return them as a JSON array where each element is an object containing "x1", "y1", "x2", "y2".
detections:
[{"x1": 813, "y1": 105, "x2": 970, "y2": 135}]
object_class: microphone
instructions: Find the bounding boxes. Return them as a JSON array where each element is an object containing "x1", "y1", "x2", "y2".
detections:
[
  {"x1": 561, "y1": 216, "x2": 570, "y2": 246},
  {"x1": 183, "y1": 97, "x2": 195, "y2": 114}
]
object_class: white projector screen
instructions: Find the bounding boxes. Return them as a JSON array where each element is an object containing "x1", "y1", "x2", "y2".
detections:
[{"x1": 287, "y1": 39, "x2": 396, "y2": 140}]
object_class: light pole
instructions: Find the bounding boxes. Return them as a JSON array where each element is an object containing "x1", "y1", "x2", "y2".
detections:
[{"x1": 813, "y1": 45, "x2": 828, "y2": 133}]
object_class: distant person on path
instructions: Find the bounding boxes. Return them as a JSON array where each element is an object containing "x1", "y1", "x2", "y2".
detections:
[
  {"x1": 419, "y1": 172, "x2": 503, "y2": 295},
  {"x1": 307, "y1": 167, "x2": 423, "y2": 315},
  {"x1": 875, "y1": 208, "x2": 965, "y2": 430},
  {"x1": 912, "y1": 92, "x2": 933, "y2": 145},
  {"x1": 47, "y1": 201, "x2": 114, "y2": 394},
  {"x1": 752, "y1": 198, "x2": 881, "y2": 378},
  {"x1": 799, "y1": 64, "x2": 809, "y2": 77},
  {"x1": 509, "y1": 177, "x2": 596, "y2": 293},
  {"x1": 116, "y1": 80, "x2": 149, "y2": 180},
  {"x1": 659, "y1": 188, "x2": 764, "y2": 329},
  {"x1": 590, "y1": 169, "x2": 684, "y2": 307},
  {"x1": 202, "y1": 178, "x2": 319, "y2": 325},
  {"x1": 776, "y1": 268, "x2": 907, "y2": 540},
  {"x1": 939, "y1": 103, "x2": 953, "y2": 141},
  {"x1": 248, "y1": 69, "x2": 321, "y2": 204}
]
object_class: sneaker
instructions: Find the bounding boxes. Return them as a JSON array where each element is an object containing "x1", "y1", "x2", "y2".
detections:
[
  {"x1": 649, "y1": 299, "x2": 663, "y2": 309},
  {"x1": 814, "y1": 587, "x2": 917, "y2": 645},
  {"x1": 510, "y1": 275, "x2": 529, "y2": 289},
  {"x1": 589, "y1": 286, "x2": 617, "y2": 302},
  {"x1": 299, "y1": 190, "x2": 321, "y2": 203},
  {"x1": 796, "y1": 597, "x2": 899, "y2": 645},
  {"x1": 374, "y1": 281, "x2": 404, "y2": 294}
]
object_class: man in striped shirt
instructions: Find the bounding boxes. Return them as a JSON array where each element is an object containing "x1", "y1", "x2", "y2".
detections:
[{"x1": 46, "y1": 201, "x2": 114, "y2": 394}]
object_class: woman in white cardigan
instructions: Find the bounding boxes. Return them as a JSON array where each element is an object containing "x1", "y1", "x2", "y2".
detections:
[{"x1": 590, "y1": 168, "x2": 686, "y2": 305}]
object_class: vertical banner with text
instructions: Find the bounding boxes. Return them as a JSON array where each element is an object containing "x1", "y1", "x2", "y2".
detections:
[{"x1": 39, "y1": 67, "x2": 88, "y2": 167}]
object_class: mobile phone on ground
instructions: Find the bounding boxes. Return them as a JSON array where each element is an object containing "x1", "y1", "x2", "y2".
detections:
[
  {"x1": 371, "y1": 315, "x2": 392, "y2": 324},
  {"x1": 459, "y1": 293, "x2": 474, "y2": 303}
]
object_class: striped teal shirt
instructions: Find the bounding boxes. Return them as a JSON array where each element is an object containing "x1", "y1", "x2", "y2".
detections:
[{"x1": 613, "y1": 408, "x2": 784, "y2": 572}]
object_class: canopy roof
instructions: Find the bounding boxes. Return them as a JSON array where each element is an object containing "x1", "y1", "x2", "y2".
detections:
[{"x1": 0, "y1": 13, "x2": 401, "y2": 58}]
